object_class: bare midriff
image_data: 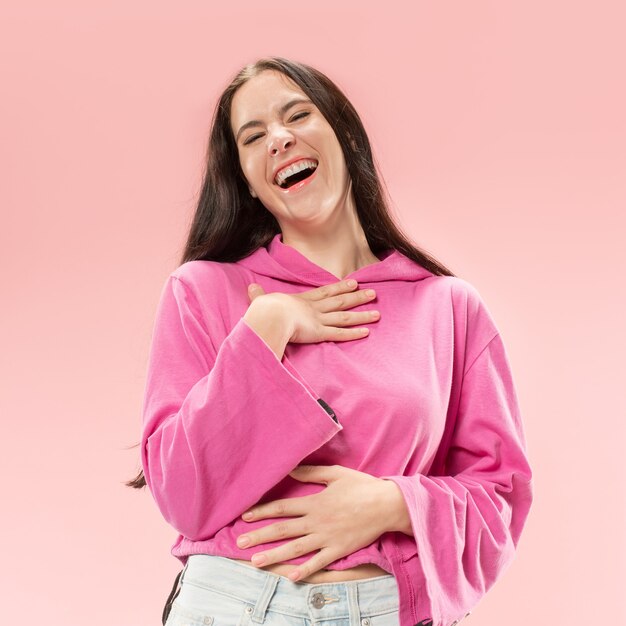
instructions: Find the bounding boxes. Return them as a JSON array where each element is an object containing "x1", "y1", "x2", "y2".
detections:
[{"x1": 229, "y1": 557, "x2": 389, "y2": 583}]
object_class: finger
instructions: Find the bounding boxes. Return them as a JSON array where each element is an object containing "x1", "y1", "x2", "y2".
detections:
[
  {"x1": 289, "y1": 464, "x2": 334, "y2": 483},
  {"x1": 318, "y1": 309, "x2": 381, "y2": 328},
  {"x1": 316, "y1": 323, "x2": 372, "y2": 343},
  {"x1": 243, "y1": 496, "x2": 309, "y2": 521},
  {"x1": 238, "y1": 518, "x2": 302, "y2": 550},
  {"x1": 315, "y1": 288, "x2": 377, "y2": 314},
  {"x1": 288, "y1": 547, "x2": 335, "y2": 582},
  {"x1": 251, "y1": 535, "x2": 320, "y2": 570},
  {"x1": 299, "y1": 279, "x2": 358, "y2": 303}
]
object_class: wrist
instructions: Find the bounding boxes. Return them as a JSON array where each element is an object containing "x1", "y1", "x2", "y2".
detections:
[
  {"x1": 379, "y1": 478, "x2": 414, "y2": 536},
  {"x1": 243, "y1": 297, "x2": 294, "y2": 358}
]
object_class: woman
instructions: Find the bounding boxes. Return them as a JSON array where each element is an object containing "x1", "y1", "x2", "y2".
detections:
[{"x1": 127, "y1": 56, "x2": 533, "y2": 626}]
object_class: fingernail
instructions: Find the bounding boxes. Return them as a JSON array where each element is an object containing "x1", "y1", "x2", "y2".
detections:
[{"x1": 346, "y1": 280, "x2": 357, "y2": 287}]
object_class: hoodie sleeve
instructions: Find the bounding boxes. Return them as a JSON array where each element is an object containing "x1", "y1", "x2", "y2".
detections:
[
  {"x1": 381, "y1": 298, "x2": 533, "y2": 618},
  {"x1": 140, "y1": 273, "x2": 342, "y2": 542}
]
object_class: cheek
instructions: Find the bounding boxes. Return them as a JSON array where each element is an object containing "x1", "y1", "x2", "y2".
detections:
[{"x1": 240, "y1": 161, "x2": 260, "y2": 186}]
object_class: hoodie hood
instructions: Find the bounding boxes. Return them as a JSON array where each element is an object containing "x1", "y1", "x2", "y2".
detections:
[{"x1": 237, "y1": 232, "x2": 434, "y2": 287}]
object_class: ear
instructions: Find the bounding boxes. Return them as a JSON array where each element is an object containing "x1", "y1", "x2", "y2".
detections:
[{"x1": 249, "y1": 186, "x2": 257, "y2": 198}]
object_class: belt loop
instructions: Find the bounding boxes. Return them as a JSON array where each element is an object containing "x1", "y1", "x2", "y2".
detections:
[
  {"x1": 346, "y1": 581, "x2": 361, "y2": 626},
  {"x1": 248, "y1": 571, "x2": 280, "y2": 624}
]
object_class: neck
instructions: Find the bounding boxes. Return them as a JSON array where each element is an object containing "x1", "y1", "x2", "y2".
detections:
[{"x1": 280, "y1": 222, "x2": 379, "y2": 280}]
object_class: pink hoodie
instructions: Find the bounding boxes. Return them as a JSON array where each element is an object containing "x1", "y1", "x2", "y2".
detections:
[{"x1": 141, "y1": 232, "x2": 533, "y2": 626}]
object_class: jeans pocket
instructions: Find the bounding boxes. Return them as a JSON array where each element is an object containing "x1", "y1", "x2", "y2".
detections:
[
  {"x1": 166, "y1": 601, "x2": 215, "y2": 626},
  {"x1": 171, "y1": 581, "x2": 251, "y2": 626},
  {"x1": 363, "y1": 609, "x2": 400, "y2": 626}
]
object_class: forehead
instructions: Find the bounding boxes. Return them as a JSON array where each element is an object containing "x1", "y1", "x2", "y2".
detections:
[{"x1": 230, "y1": 71, "x2": 306, "y2": 125}]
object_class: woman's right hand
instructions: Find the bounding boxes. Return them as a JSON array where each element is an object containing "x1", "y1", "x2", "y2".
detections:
[{"x1": 247, "y1": 279, "x2": 380, "y2": 345}]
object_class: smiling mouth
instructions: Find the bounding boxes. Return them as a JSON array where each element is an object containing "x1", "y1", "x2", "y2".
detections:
[{"x1": 276, "y1": 163, "x2": 318, "y2": 189}]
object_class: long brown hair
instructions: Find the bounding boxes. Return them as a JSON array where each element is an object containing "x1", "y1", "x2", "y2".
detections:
[{"x1": 126, "y1": 56, "x2": 456, "y2": 490}]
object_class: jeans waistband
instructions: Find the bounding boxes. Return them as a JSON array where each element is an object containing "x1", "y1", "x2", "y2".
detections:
[{"x1": 181, "y1": 554, "x2": 399, "y2": 621}]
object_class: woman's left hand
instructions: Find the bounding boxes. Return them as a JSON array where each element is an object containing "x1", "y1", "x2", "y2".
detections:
[{"x1": 236, "y1": 464, "x2": 399, "y2": 581}]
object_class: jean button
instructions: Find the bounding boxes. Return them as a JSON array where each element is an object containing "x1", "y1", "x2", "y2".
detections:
[{"x1": 311, "y1": 592, "x2": 326, "y2": 608}]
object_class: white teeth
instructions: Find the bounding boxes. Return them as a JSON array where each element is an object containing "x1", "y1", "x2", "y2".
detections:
[{"x1": 274, "y1": 159, "x2": 318, "y2": 187}]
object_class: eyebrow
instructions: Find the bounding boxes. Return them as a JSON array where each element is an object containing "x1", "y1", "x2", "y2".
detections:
[{"x1": 235, "y1": 98, "x2": 313, "y2": 143}]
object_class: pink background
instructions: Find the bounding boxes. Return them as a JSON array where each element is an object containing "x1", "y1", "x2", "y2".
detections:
[{"x1": 2, "y1": 2, "x2": 624, "y2": 624}]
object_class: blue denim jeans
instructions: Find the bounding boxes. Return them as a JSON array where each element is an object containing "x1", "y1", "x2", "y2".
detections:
[{"x1": 165, "y1": 554, "x2": 400, "y2": 626}]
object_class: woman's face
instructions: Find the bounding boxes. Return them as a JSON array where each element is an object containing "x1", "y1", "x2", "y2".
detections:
[{"x1": 230, "y1": 69, "x2": 354, "y2": 229}]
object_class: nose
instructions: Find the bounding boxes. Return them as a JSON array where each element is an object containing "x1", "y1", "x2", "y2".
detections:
[{"x1": 268, "y1": 125, "x2": 295, "y2": 156}]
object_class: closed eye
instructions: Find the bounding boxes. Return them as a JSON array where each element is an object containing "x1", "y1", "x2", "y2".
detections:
[{"x1": 243, "y1": 111, "x2": 311, "y2": 146}]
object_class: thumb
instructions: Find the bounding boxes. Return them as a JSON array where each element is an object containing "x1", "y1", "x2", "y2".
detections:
[{"x1": 247, "y1": 283, "x2": 266, "y2": 302}]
